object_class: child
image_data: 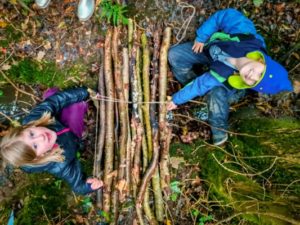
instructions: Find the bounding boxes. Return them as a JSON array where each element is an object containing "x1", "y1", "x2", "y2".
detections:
[
  {"x1": 167, "y1": 8, "x2": 293, "y2": 145},
  {"x1": 0, "y1": 87, "x2": 103, "y2": 194}
]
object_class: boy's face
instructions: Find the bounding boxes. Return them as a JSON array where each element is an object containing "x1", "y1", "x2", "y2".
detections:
[{"x1": 239, "y1": 60, "x2": 265, "y2": 86}]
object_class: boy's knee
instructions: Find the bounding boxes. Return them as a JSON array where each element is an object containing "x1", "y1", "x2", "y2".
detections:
[{"x1": 168, "y1": 46, "x2": 181, "y2": 66}]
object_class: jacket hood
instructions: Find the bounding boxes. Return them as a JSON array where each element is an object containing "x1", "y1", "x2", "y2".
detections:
[{"x1": 228, "y1": 51, "x2": 293, "y2": 94}]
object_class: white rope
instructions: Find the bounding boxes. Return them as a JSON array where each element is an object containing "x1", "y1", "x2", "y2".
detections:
[
  {"x1": 175, "y1": 2, "x2": 196, "y2": 45},
  {"x1": 91, "y1": 94, "x2": 168, "y2": 104}
]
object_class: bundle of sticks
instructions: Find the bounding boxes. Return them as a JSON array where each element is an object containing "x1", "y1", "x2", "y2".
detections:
[{"x1": 93, "y1": 20, "x2": 173, "y2": 225}]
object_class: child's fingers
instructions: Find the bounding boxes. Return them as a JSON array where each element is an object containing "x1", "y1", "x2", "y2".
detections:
[{"x1": 87, "y1": 178, "x2": 104, "y2": 190}]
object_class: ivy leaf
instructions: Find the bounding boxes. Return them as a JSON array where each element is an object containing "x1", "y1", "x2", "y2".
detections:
[
  {"x1": 170, "y1": 193, "x2": 178, "y2": 201},
  {"x1": 192, "y1": 209, "x2": 200, "y2": 217},
  {"x1": 170, "y1": 181, "x2": 181, "y2": 193}
]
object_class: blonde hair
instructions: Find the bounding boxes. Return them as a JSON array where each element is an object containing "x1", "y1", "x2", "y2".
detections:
[{"x1": 0, "y1": 113, "x2": 65, "y2": 167}]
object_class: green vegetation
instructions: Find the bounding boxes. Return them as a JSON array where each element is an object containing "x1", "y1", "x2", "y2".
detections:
[
  {"x1": 1, "y1": 58, "x2": 90, "y2": 88},
  {"x1": 0, "y1": 156, "x2": 97, "y2": 225},
  {"x1": 170, "y1": 113, "x2": 300, "y2": 224},
  {"x1": 0, "y1": 173, "x2": 72, "y2": 225},
  {"x1": 98, "y1": 0, "x2": 129, "y2": 26},
  {"x1": 0, "y1": 25, "x2": 23, "y2": 48}
]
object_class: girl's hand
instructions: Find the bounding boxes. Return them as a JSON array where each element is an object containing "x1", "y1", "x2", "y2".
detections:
[
  {"x1": 192, "y1": 41, "x2": 204, "y2": 53},
  {"x1": 167, "y1": 101, "x2": 178, "y2": 111},
  {"x1": 87, "y1": 178, "x2": 103, "y2": 190},
  {"x1": 87, "y1": 88, "x2": 100, "y2": 109}
]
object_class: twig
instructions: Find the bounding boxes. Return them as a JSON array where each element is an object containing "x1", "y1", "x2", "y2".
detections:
[
  {"x1": 289, "y1": 62, "x2": 300, "y2": 74},
  {"x1": 173, "y1": 113, "x2": 259, "y2": 137},
  {"x1": 0, "y1": 70, "x2": 41, "y2": 102},
  {"x1": 17, "y1": 0, "x2": 35, "y2": 14},
  {"x1": 212, "y1": 153, "x2": 278, "y2": 177},
  {"x1": 3, "y1": 17, "x2": 25, "y2": 36},
  {"x1": 0, "y1": 111, "x2": 13, "y2": 122},
  {"x1": 17, "y1": 100, "x2": 33, "y2": 107},
  {"x1": 280, "y1": 179, "x2": 300, "y2": 198},
  {"x1": 41, "y1": 205, "x2": 52, "y2": 225},
  {"x1": 0, "y1": 51, "x2": 14, "y2": 68}
]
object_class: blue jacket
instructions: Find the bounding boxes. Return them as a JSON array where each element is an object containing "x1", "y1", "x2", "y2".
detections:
[
  {"x1": 21, "y1": 87, "x2": 93, "y2": 195},
  {"x1": 195, "y1": 8, "x2": 266, "y2": 46},
  {"x1": 172, "y1": 9, "x2": 292, "y2": 105}
]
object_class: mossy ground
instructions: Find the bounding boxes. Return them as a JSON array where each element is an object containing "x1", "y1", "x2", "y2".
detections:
[
  {"x1": 0, "y1": 152, "x2": 96, "y2": 225},
  {"x1": 0, "y1": 58, "x2": 96, "y2": 89},
  {"x1": 169, "y1": 109, "x2": 300, "y2": 224}
]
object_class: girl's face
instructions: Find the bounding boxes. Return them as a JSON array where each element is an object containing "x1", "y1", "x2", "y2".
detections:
[
  {"x1": 19, "y1": 127, "x2": 57, "y2": 156},
  {"x1": 239, "y1": 60, "x2": 265, "y2": 86}
]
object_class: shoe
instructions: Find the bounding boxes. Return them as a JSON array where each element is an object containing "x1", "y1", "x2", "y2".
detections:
[
  {"x1": 35, "y1": 0, "x2": 51, "y2": 9},
  {"x1": 77, "y1": 0, "x2": 95, "y2": 22},
  {"x1": 213, "y1": 133, "x2": 228, "y2": 146}
]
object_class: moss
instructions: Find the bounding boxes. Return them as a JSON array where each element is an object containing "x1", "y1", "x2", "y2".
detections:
[
  {"x1": 0, "y1": 173, "x2": 73, "y2": 225},
  {"x1": 3, "y1": 58, "x2": 91, "y2": 88},
  {"x1": 0, "y1": 25, "x2": 23, "y2": 48},
  {"x1": 170, "y1": 114, "x2": 300, "y2": 224}
]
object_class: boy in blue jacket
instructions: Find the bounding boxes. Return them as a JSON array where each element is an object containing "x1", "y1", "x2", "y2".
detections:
[{"x1": 167, "y1": 8, "x2": 293, "y2": 145}]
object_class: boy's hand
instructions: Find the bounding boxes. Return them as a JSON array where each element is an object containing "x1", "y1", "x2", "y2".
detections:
[
  {"x1": 87, "y1": 178, "x2": 103, "y2": 190},
  {"x1": 167, "y1": 100, "x2": 178, "y2": 111},
  {"x1": 192, "y1": 41, "x2": 204, "y2": 53}
]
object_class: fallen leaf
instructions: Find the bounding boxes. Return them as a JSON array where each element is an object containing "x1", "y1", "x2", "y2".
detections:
[
  {"x1": 66, "y1": 42, "x2": 73, "y2": 46},
  {"x1": 0, "y1": 20, "x2": 7, "y2": 28},
  {"x1": 75, "y1": 214, "x2": 84, "y2": 223},
  {"x1": 36, "y1": 51, "x2": 46, "y2": 61},
  {"x1": 43, "y1": 41, "x2": 52, "y2": 50},
  {"x1": 9, "y1": 0, "x2": 17, "y2": 5},
  {"x1": 21, "y1": 17, "x2": 29, "y2": 30},
  {"x1": 170, "y1": 157, "x2": 185, "y2": 169},
  {"x1": 191, "y1": 176, "x2": 201, "y2": 186},
  {"x1": 165, "y1": 219, "x2": 172, "y2": 225},
  {"x1": 64, "y1": 6, "x2": 75, "y2": 14},
  {"x1": 0, "y1": 47, "x2": 6, "y2": 54},
  {"x1": 57, "y1": 21, "x2": 66, "y2": 29},
  {"x1": 1, "y1": 64, "x2": 11, "y2": 70},
  {"x1": 293, "y1": 80, "x2": 300, "y2": 94}
]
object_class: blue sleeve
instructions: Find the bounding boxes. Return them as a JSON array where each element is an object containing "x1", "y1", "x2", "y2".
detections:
[
  {"x1": 22, "y1": 160, "x2": 94, "y2": 195},
  {"x1": 172, "y1": 72, "x2": 222, "y2": 105},
  {"x1": 54, "y1": 160, "x2": 93, "y2": 195},
  {"x1": 196, "y1": 8, "x2": 260, "y2": 43},
  {"x1": 23, "y1": 87, "x2": 89, "y2": 125}
]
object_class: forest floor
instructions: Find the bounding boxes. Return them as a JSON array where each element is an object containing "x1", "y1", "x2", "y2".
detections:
[{"x1": 0, "y1": 0, "x2": 300, "y2": 224}]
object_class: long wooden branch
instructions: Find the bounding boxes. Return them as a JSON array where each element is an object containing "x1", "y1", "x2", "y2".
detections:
[
  {"x1": 103, "y1": 28, "x2": 115, "y2": 213},
  {"x1": 113, "y1": 26, "x2": 129, "y2": 204},
  {"x1": 122, "y1": 47, "x2": 132, "y2": 195},
  {"x1": 158, "y1": 27, "x2": 172, "y2": 197},
  {"x1": 95, "y1": 47, "x2": 106, "y2": 208},
  {"x1": 149, "y1": 24, "x2": 164, "y2": 222}
]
